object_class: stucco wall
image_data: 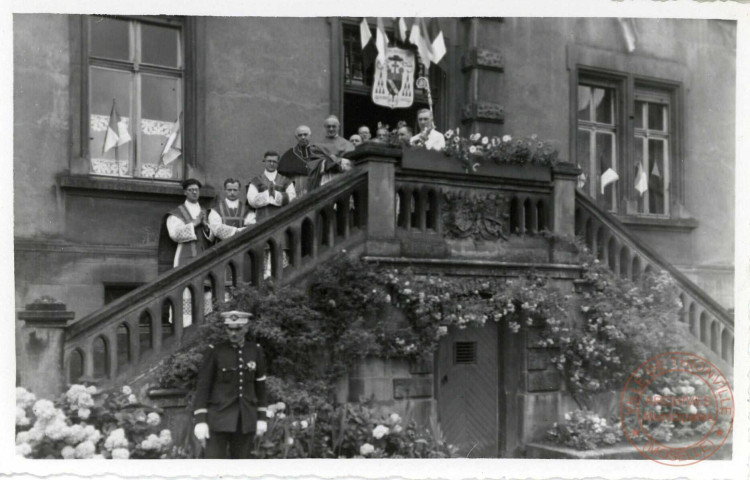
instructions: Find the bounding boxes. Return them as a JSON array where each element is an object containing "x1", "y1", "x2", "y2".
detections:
[
  {"x1": 14, "y1": 14, "x2": 70, "y2": 238},
  {"x1": 201, "y1": 17, "x2": 332, "y2": 187}
]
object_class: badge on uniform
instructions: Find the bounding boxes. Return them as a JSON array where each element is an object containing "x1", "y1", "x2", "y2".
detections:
[{"x1": 247, "y1": 361, "x2": 256, "y2": 371}]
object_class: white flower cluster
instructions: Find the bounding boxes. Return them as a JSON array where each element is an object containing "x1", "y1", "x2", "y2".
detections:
[
  {"x1": 372, "y1": 424, "x2": 389, "y2": 439},
  {"x1": 64, "y1": 385, "x2": 96, "y2": 419},
  {"x1": 359, "y1": 443, "x2": 375, "y2": 456},
  {"x1": 265, "y1": 401, "x2": 286, "y2": 419},
  {"x1": 16, "y1": 398, "x2": 102, "y2": 458},
  {"x1": 16, "y1": 387, "x2": 37, "y2": 427},
  {"x1": 104, "y1": 428, "x2": 129, "y2": 451},
  {"x1": 146, "y1": 412, "x2": 161, "y2": 426},
  {"x1": 139, "y1": 430, "x2": 172, "y2": 452}
]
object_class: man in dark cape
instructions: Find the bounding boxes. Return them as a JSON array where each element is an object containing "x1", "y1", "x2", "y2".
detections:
[{"x1": 278, "y1": 125, "x2": 345, "y2": 197}]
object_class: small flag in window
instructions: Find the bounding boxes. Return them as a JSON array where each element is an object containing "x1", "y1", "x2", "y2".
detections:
[
  {"x1": 577, "y1": 168, "x2": 587, "y2": 189},
  {"x1": 428, "y1": 18, "x2": 446, "y2": 69},
  {"x1": 375, "y1": 17, "x2": 388, "y2": 63},
  {"x1": 651, "y1": 162, "x2": 661, "y2": 178},
  {"x1": 410, "y1": 18, "x2": 434, "y2": 70},
  {"x1": 635, "y1": 162, "x2": 648, "y2": 196},
  {"x1": 600, "y1": 168, "x2": 619, "y2": 195},
  {"x1": 161, "y1": 113, "x2": 182, "y2": 165},
  {"x1": 102, "y1": 99, "x2": 131, "y2": 154},
  {"x1": 359, "y1": 18, "x2": 378, "y2": 70},
  {"x1": 392, "y1": 17, "x2": 409, "y2": 46}
]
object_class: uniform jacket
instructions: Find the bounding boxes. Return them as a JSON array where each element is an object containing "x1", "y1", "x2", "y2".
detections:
[{"x1": 192, "y1": 340, "x2": 268, "y2": 434}]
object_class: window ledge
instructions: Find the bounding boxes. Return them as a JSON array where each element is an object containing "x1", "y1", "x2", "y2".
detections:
[
  {"x1": 58, "y1": 174, "x2": 216, "y2": 199},
  {"x1": 617, "y1": 215, "x2": 698, "y2": 232}
]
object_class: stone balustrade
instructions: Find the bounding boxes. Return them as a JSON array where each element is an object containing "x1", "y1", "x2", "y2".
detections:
[{"x1": 575, "y1": 191, "x2": 734, "y2": 370}]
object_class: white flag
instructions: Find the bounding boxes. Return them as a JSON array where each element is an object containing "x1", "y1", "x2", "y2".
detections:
[
  {"x1": 651, "y1": 162, "x2": 661, "y2": 178},
  {"x1": 577, "y1": 164, "x2": 587, "y2": 189},
  {"x1": 635, "y1": 162, "x2": 648, "y2": 196},
  {"x1": 618, "y1": 18, "x2": 637, "y2": 53},
  {"x1": 600, "y1": 168, "x2": 619, "y2": 195},
  {"x1": 161, "y1": 115, "x2": 182, "y2": 165}
]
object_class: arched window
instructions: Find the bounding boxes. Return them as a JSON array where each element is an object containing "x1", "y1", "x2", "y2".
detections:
[
  {"x1": 523, "y1": 198, "x2": 534, "y2": 234},
  {"x1": 264, "y1": 240, "x2": 277, "y2": 280},
  {"x1": 69, "y1": 349, "x2": 84, "y2": 383},
  {"x1": 203, "y1": 275, "x2": 215, "y2": 315},
  {"x1": 318, "y1": 210, "x2": 331, "y2": 247},
  {"x1": 162, "y1": 299, "x2": 175, "y2": 341},
  {"x1": 426, "y1": 189, "x2": 438, "y2": 231},
  {"x1": 284, "y1": 228, "x2": 295, "y2": 270},
  {"x1": 182, "y1": 286, "x2": 194, "y2": 328},
  {"x1": 396, "y1": 189, "x2": 408, "y2": 228},
  {"x1": 225, "y1": 263, "x2": 236, "y2": 302},
  {"x1": 139, "y1": 311, "x2": 153, "y2": 352},
  {"x1": 93, "y1": 336, "x2": 109, "y2": 379},
  {"x1": 410, "y1": 190, "x2": 420, "y2": 229},
  {"x1": 116, "y1": 323, "x2": 131, "y2": 372},
  {"x1": 336, "y1": 198, "x2": 348, "y2": 238},
  {"x1": 536, "y1": 200, "x2": 547, "y2": 232},
  {"x1": 301, "y1": 218, "x2": 314, "y2": 259},
  {"x1": 510, "y1": 197, "x2": 521, "y2": 234}
]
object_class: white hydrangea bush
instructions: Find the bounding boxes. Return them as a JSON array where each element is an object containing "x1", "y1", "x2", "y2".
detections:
[{"x1": 15, "y1": 385, "x2": 175, "y2": 459}]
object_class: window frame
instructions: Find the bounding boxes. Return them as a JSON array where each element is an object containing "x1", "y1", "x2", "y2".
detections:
[
  {"x1": 571, "y1": 66, "x2": 681, "y2": 218},
  {"x1": 633, "y1": 86, "x2": 672, "y2": 217},
  {"x1": 334, "y1": 17, "x2": 449, "y2": 136},
  {"x1": 576, "y1": 73, "x2": 626, "y2": 212},
  {"x1": 77, "y1": 15, "x2": 196, "y2": 183}
]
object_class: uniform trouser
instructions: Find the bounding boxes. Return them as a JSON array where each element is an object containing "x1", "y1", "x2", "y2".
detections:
[
  {"x1": 205, "y1": 430, "x2": 255, "y2": 459},
  {"x1": 205, "y1": 414, "x2": 255, "y2": 459}
]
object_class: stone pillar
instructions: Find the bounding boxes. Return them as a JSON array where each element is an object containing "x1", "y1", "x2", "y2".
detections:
[
  {"x1": 551, "y1": 162, "x2": 581, "y2": 238},
  {"x1": 461, "y1": 19, "x2": 506, "y2": 137},
  {"x1": 17, "y1": 297, "x2": 75, "y2": 399},
  {"x1": 348, "y1": 144, "x2": 401, "y2": 257}
]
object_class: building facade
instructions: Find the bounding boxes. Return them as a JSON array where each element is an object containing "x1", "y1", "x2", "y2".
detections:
[{"x1": 13, "y1": 15, "x2": 736, "y2": 453}]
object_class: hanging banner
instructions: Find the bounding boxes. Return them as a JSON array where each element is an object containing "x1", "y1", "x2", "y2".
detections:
[{"x1": 372, "y1": 46, "x2": 415, "y2": 109}]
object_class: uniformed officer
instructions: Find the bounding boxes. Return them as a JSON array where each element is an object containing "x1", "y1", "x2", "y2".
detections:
[{"x1": 192, "y1": 311, "x2": 268, "y2": 459}]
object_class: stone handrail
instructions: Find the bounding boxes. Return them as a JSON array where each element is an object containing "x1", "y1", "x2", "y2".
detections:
[
  {"x1": 575, "y1": 190, "x2": 734, "y2": 369},
  {"x1": 62, "y1": 167, "x2": 369, "y2": 385}
]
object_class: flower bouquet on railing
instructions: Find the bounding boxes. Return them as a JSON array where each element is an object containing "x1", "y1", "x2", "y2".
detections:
[{"x1": 441, "y1": 129, "x2": 559, "y2": 172}]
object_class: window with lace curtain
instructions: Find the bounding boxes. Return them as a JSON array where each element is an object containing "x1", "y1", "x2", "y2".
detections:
[{"x1": 86, "y1": 16, "x2": 184, "y2": 180}]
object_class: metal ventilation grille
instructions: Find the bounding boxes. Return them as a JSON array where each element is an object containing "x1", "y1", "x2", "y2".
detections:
[{"x1": 454, "y1": 342, "x2": 477, "y2": 364}]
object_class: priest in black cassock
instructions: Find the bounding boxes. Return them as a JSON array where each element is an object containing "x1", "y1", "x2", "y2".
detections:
[{"x1": 278, "y1": 125, "x2": 346, "y2": 197}]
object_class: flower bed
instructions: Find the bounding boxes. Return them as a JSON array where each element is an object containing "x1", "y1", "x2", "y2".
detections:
[{"x1": 252, "y1": 401, "x2": 457, "y2": 459}]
